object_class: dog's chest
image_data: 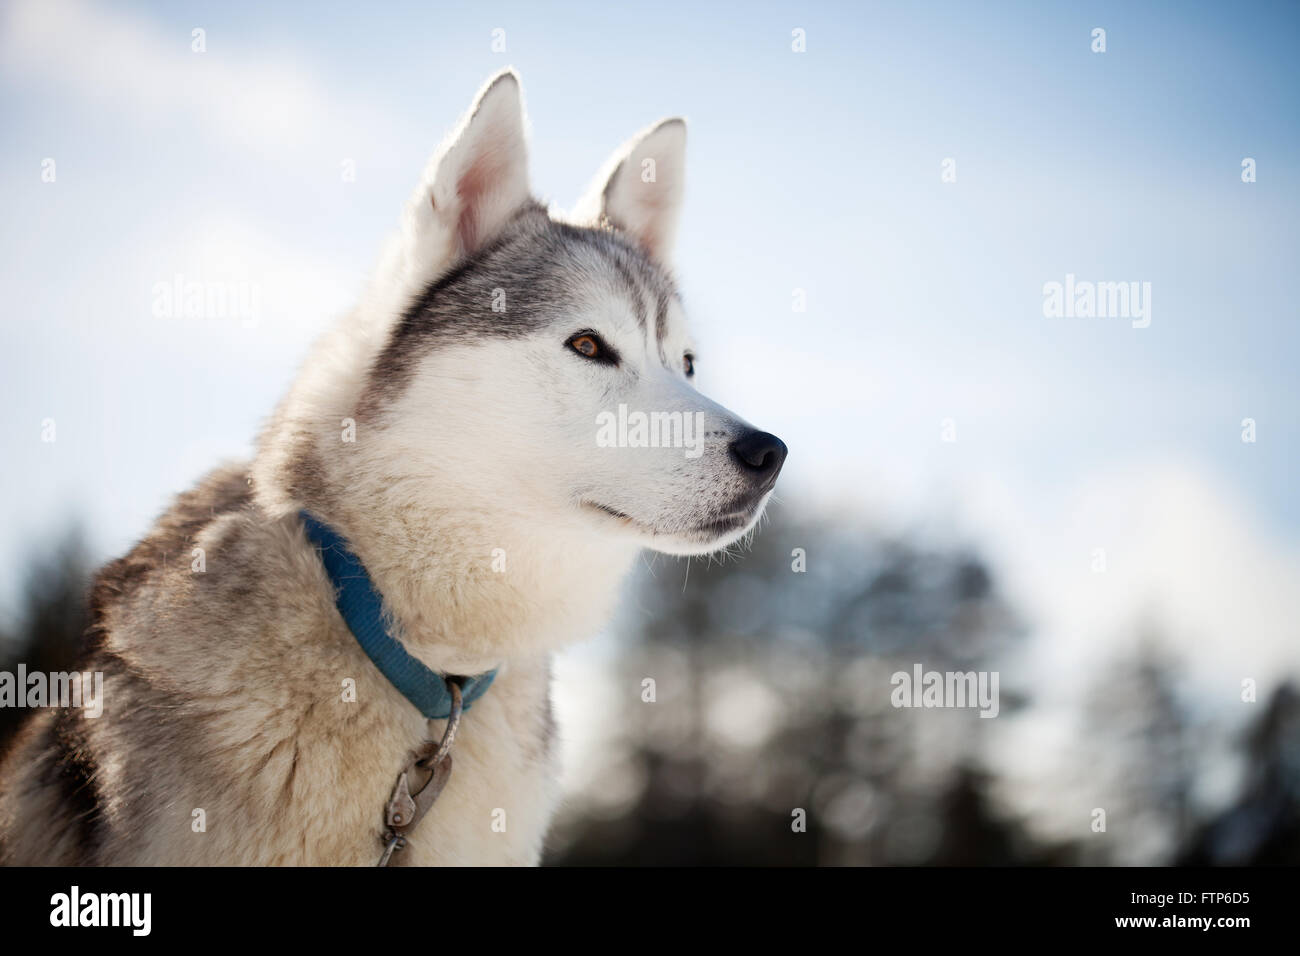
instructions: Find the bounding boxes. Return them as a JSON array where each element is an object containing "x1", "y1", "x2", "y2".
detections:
[
  {"x1": 338, "y1": 658, "x2": 560, "y2": 867},
  {"x1": 115, "y1": 652, "x2": 561, "y2": 867},
  {"x1": 395, "y1": 691, "x2": 559, "y2": 864}
]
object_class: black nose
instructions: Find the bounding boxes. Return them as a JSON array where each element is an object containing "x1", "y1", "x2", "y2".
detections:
[{"x1": 728, "y1": 430, "x2": 788, "y2": 490}]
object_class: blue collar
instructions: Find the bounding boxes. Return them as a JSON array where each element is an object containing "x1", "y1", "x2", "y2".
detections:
[{"x1": 300, "y1": 511, "x2": 496, "y2": 720}]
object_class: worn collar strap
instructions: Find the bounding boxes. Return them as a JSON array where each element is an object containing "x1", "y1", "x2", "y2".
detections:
[{"x1": 300, "y1": 511, "x2": 496, "y2": 720}]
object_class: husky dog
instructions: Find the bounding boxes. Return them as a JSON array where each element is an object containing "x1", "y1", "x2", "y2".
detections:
[{"x1": 0, "y1": 70, "x2": 786, "y2": 865}]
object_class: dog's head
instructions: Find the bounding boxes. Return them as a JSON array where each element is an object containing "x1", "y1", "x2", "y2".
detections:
[{"x1": 349, "y1": 71, "x2": 785, "y2": 557}]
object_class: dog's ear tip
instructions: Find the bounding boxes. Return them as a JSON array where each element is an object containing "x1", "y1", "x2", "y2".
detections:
[
  {"x1": 470, "y1": 69, "x2": 527, "y2": 128},
  {"x1": 481, "y1": 67, "x2": 523, "y2": 96},
  {"x1": 644, "y1": 117, "x2": 687, "y2": 143}
]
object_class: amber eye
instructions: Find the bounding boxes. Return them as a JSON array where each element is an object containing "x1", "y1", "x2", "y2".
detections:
[
  {"x1": 566, "y1": 331, "x2": 620, "y2": 366},
  {"x1": 683, "y1": 353, "x2": 695, "y2": 377},
  {"x1": 571, "y1": 335, "x2": 599, "y2": 358}
]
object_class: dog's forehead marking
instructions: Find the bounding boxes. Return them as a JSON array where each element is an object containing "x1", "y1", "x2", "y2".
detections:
[
  {"x1": 575, "y1": 234, "x2": 684, "y2": 365},
  {"x1": 359, "y1": 205, "x2": 684, "y2": 417}
]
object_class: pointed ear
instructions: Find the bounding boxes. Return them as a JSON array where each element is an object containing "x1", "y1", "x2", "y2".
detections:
[
  {"x1": 574, "y1": 118, "x2": 686, "y2": 262},
  {"x1": 401, "y1": 69, "x2": 531, "y2": 275}
]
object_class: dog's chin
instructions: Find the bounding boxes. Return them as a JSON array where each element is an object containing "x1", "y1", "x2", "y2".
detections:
[
  {"x1": 580, "y1": 500, "x2": 765, "y2": 556},
  {"x1": 645, "y1": 516, "x2": 758, "y2": 556}
]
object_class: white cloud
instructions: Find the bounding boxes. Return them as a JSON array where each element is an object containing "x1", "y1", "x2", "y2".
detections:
[
  {"x1": 971, "y1": 460, "x2": 1300, "y2": 696},
  {"x1": 131, "y1": 213, "x2": 361, "y2": 344},
  {"x1": 2, "y1": 0, "x2": 348, "y2": 156}
]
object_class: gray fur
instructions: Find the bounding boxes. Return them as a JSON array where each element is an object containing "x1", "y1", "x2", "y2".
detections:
[{"x1": 360, "y1": 204, "x2": 678, "y2": 419}]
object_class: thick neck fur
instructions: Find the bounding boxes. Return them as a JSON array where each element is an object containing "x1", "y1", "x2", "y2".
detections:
[{"x1": 312, "y1": 491, "x2": 637, "y2": 675}]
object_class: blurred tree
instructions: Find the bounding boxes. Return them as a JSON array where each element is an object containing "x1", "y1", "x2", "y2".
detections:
[
  {"x1": 1178, "y1": 683, "x2": 1300, "y2": 865},
  {"x1": 1076, "y1": 628, "x2": 1198, "y2": 865},
  {"x1": 546, "y1": 506, "x2": 1034, "y2": 865},
  {"x1": 0, "y1": 526, "x2": 93, "y2": 753}
]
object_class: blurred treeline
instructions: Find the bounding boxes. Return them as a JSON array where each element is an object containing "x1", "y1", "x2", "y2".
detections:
[
  {"x1": 1, "y1": 519, "x2": 1295, "y2": 865},
  {"x1": 541, "y1": 507, "x2": 1300, "y2": 866}
]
